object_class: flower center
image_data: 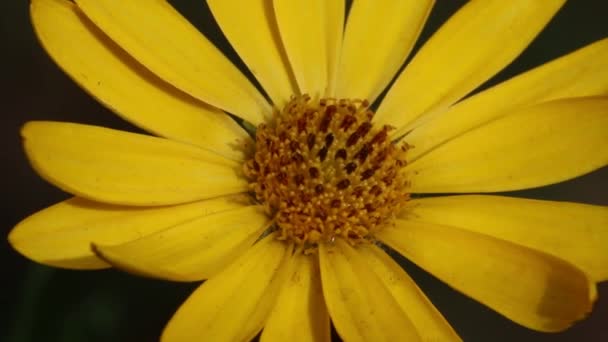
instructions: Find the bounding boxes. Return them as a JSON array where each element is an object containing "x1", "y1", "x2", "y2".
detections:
[{"x1": 244, "y1": 95, "x2": 410, "y2": 248}]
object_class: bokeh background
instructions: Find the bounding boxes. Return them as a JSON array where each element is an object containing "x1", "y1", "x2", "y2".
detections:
[{"x1": 2, "y1": 0, "x2": 607, "y2": 341}]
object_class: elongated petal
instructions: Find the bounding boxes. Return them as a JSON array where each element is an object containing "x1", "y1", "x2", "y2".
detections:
[
  {"x1": 324, "y1": 0, "x2": 344, "y2": 96},
  {"x1": 407, "y1": 38, "x2": 608, "y2": 162},
  {"x1": 273, "y1": 0, "x2": 343, "y2": 97},
  {"x1": 22, "y1": 122, "x2": 247, "y2": 206},
  {"x1": 162, "y1": 236, "x2": 292, "y2": 342},
  {"x1": 403, "y1": 195, "x2": 608, "y2": 281},
  {"x1": 375, "y1": 0, "x2": 565, "y2": 135},
  {"x1": 93, "y1": 205, "x2": 270, "y2": 281},
  {"x1": 336, "y1": 0, "x2": 433, "y2": 103},
  {"x1": 407, "y1": 97, "x2": 608, "y2": 193},
  {"x1": 261, "y1": 253, "x2": 330, "y2": 342},
  {"x1": 378, "y1": 220, "x2": 596, "y2": 332},
  {"x1": 31, "y1": 0, "x2": 248, "y2": 160},
  {"x1": 74, "y1": 0, "x2": 270, "y2": 124},
  {"x1": 319, "y1": 240, "x2": 420, "y2": 342},
  {"x1": 8, "y1": 195, "x2": 244, "y2": 269},
  {"x1": 358, "y1": 244, "x2": 461, "y2": 341},
  {"x1": 208, "y1": 0, "x2": 296, "y2": 108}
]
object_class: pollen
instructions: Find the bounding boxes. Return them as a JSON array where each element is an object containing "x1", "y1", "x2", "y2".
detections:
[{"x1": 244, "y1": 95, "x2": 410, "y2": 248}]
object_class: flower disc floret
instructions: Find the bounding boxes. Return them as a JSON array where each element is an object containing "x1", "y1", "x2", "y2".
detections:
[{"x1": 244, "y1": 95, "x2": 411, "y2": 247}]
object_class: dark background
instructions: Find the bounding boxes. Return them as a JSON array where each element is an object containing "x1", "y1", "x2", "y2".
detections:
[{"x1": 1, "y1": 1, "x2": 607, "y2": 341}]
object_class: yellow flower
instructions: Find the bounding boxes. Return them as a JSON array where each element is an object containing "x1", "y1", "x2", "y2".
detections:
[{"x1": 9, "y1": 0, "x2": 608, "y2": 340}]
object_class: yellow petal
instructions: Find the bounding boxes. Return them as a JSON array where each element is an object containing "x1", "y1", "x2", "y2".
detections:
[
  {"x1": 403, "y1": 195, "x2": 608, "y2": 282},
  {"x1": 161, "y1": 236, "x2": 293, "y2": 342},
  {"x1": 407, "y1": 97, "x2": 608, "y2": 193},
  {"x1": 375, "y1": 0, "x2": 565, "y2": 134},
  {"x1": 273, "y1": 0, "x2": 343, "y2": 97},
  {"x1": 208, "y1": 0, "x2": 296, "y2": 109},
  {"x1": 31, "y1": 0, "x2": 248, "y2": 160},
  {"x1": 336, "y1": 0, "x2": 433, "y2": 103},
  {"x1": 357, "y1": 244, "x2": 461, "y2": 341},
  {"x1": 22, "y1": 121, "x2": 247, "y2": 206},
  {"x1": 93, "y1": 205, "x2": 270, "y2": 281},
  {"x1": 324, "y1": 0, "x2": 345, "y2": 97},
  {"x1": 319, "y1": 240, "x2": 420, "y2": 342},
  {"x1": 261, "y1": 253, "x2": 330, "y2": 342},
  {"x1": 8, "y1": 195, "x2": 244, "y2": 269},
  {"x1": 378, "y1": 220, "x2": 596, "y2": 332},
  {"x1": 407, "y1": 38, "x2": 608, "y2": 162},
  {"x1": 74, "y1": 0, "x2": 270, "y2": 124}
]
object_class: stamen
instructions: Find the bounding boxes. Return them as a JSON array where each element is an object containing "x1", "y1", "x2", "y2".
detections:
[
  {"x1": 355, "y1": 144, "x2": 372, "y2": 163},
  {"x1": 294, "y1": 174, "x2": 305, "y2": 186},
  {"x1": 307, "y1": 134, "x2": 316, "y2": 150},
  {"x1": 345, "y1": 162, "x2": 357, "y2": 174},
  {"x1": 335, "y1": 149, "x2": 347, "y2": 160},
  {"x1": 340, "y1": 115, "x2": 356, "y2": 130},
  {"x1": 320, "y1": 105, "x2": 336, "y2": 132},
  {"x1": 292, "y1": 153, "x2": 304, "y2": 163},
  {"x1": 361, "y1": 168, "x2": 375, "y2": 181},
  {"x1": 325, "y1": 133, "x2": 334, "y2": 147},
  {"x1": 315, "y1": 184, "x2": 324, "y2": 194},
  {"x1": 318, "y1": 146, "x2": 328, "y2": 162},
  {"x1": 309, "y1": 167, "x2": 319, "y2": 178},
  {"x1": 337, "y1": 179, "x2": 350, "y2": 190}
]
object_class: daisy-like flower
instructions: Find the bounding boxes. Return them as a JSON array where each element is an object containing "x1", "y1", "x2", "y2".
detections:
[{"x1": 9, "y1": 0, "x2": 608, "y2": 340}]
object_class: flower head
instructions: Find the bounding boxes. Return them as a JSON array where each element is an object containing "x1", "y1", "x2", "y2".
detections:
[
  {"x1": 9, "y1": 0, "x2": 608, "y2": 341},
  {"x1": 244, "y1": 95, "x2": 411, "y2": 246}
]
